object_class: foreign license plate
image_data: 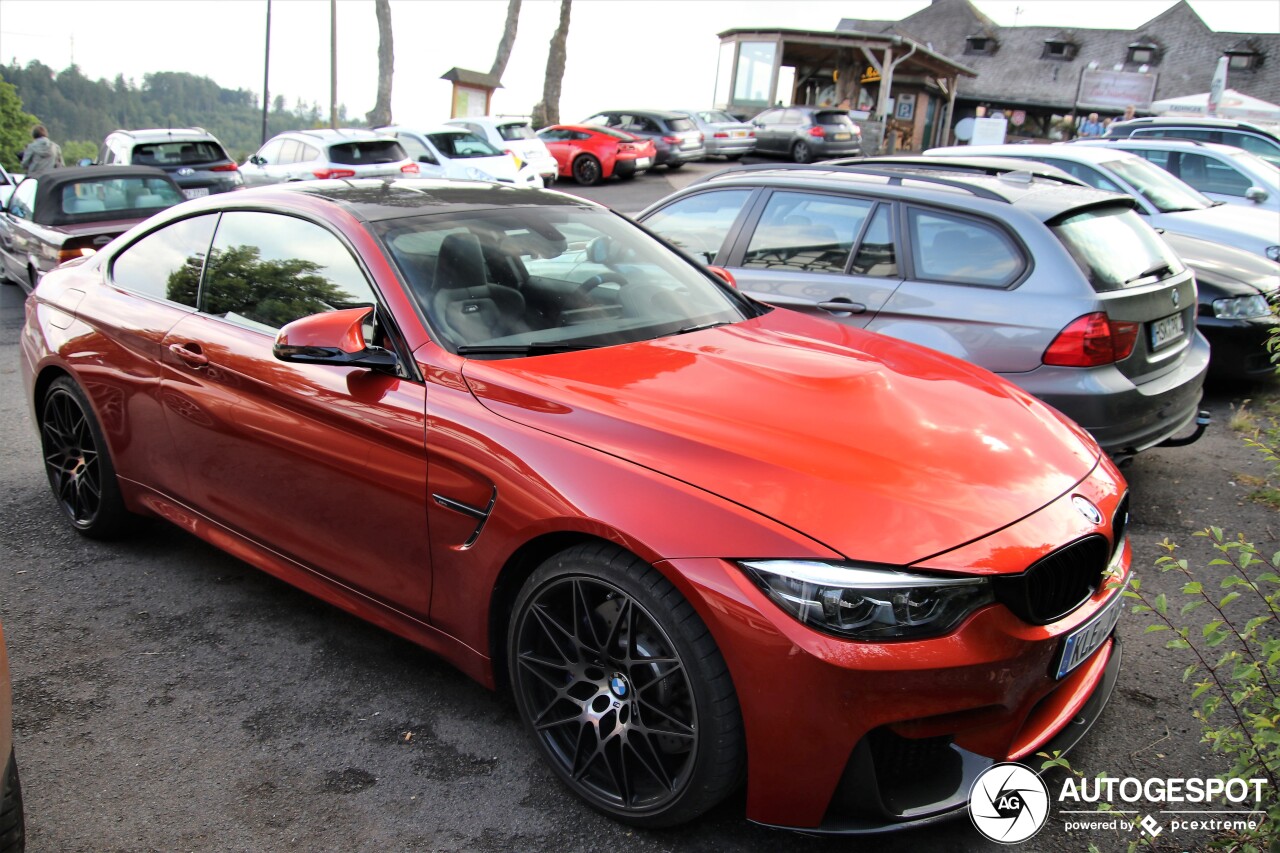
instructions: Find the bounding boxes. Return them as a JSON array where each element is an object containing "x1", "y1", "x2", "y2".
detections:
[
  {"x1": 635, "y1": 157, "x2": 652, "y2": 169},
  {"x1": 1055, "y1": 591, "x2": 1122, "y2": 679},
  {"x1": 731, "y1": 130, "x2": 747, "y2": 138},
  {"x1": 833, "y1": 132, "x2": 852, "y2": 141},
  {"x1": 1150, "y1": 311, "x2": 1185, "y2": 350},
  {"x1": 182, "y1": 188, "x2": 210, "y2": 199}
]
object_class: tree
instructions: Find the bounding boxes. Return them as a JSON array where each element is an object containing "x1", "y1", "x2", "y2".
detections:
[
  {"x1": 489, "y1": 0, "x2": 522, "y2": 82},
  {"x1": 0, "y1": 73, "x2": 38, "y2": 171},
  {"x1": 366, "y1": 0, "x2": 393, "y2": 128},
  {"x1": 531, "y1": 0, "x2": 571, "y2": 128}
]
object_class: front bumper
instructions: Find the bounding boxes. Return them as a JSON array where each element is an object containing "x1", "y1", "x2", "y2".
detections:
[
  {"x1": 1197, "y1": 313, "x2": 1279, "y2": 380},
  {"x1": 660, "y1": 466, "x2": 1129, "y2": 833}
]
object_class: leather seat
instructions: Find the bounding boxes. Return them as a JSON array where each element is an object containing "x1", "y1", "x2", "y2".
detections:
[{"x1": 430, "y1": 233, "x2": 530, "y2": 345}]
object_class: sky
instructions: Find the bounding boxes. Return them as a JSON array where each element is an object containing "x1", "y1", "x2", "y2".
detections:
[{"x1": 1, "y1": 0, "x2": 1277, "y2": 138}]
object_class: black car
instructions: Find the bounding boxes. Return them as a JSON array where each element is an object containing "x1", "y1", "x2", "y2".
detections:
[
  {"x1": 749, "y1": 106, "x2": 864, "y2": 163},
  {"x1": 1162, "y1": 231, "x2": 1280, "y2": 382},
  {"x1": 0, "y1": 165, "x2": 184, "y2": 291},
  {"x1": 579, "y1": 109, "x2": 705, "y2": 169},
  {"x1": 100, "y1": 128, "x2": 244, "y2": 198}
]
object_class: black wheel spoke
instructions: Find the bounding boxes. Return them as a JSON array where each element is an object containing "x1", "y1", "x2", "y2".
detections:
[{"x1": 627, "y1": 730, "x2": 675, "y2": 791}]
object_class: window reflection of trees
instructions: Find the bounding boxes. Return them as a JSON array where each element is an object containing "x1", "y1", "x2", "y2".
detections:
[{"x1": 166, "y1": 244, "x2": 367, "y2": 331}]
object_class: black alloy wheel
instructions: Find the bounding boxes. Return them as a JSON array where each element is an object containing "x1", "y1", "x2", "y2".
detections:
[
  {"x1": 573, "y1": 155, "x2": 602, "y2": 186},
  {"x1": 39, "y1": 377, "x2": 131, "y2": 538},
  {"x1": 509, "y1": 544, "x2": 743, "y2": 826}
]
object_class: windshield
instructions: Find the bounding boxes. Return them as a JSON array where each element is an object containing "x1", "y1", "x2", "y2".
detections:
[
  {"x1": 1051, "y1": 206, "x2": 1185, "y2": 292},
  {"x1": 375, "y1": 208, "x2": 751, "y2": 357},
  {"x1": 426, "y1": 131, "x2": 504, "y2": 159},
  {"x1": 497, "y1": 122, "x2": 536, "y2": 141},
  {"x1": 1104, "y1": 157, "x2": 1214, "y2": 212}
]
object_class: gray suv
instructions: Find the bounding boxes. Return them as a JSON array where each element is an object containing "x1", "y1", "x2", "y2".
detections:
[
  {"x1": 638, "y1": 162, "x2": 1209, "y2": 458},
  {"x1": 240, "y1": 129, "x2": 417, "y2": 186},
  {"x1": 750, "y1": 106, "x2": 863, "y2": 163},
  {"x1": 100, "y1": 127, "x2": 243, "y2": 198}
]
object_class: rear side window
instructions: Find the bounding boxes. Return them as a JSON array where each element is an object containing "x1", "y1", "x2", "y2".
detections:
[
  {"x1": 498, "y1": 122, "x2": 535, "y2": 141},
  {"x1": 644, "y1": 189, "x2": 752, "y2": 264},
  {"x1": 201, "y1": 211, "x2": 380, "y2": 335},
  {"x1": 815, "y1": 111, "x2": 855, "y2": 129},
  {"x1": 908, "y1": 209, "x2": 1024, "y2": 287},
  {"x1": 744, "y1": 191, "x2": 874, "y2": 274},
  {"x1": 110, "y1": 214, "x2": 218, "y2": 306},
  {"x1": 1051, "y1": 206, "x2": 1184, "y2": 292},
  {"x1": 328, "y1": 141, "x2": 407, "y2": 165},
  {"x1": 1137, "y1": 128, "x2": 1216, "y2": 143},
  {"x1": 130, "y1": 141, "x2": 228, "y2": 167}
]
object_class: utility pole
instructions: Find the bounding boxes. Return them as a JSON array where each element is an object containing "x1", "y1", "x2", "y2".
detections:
[
  {"x1": 330, "y1": 0, "x2": 338, "y2": 129},
  {"x1": 261, "y1": 0, "x2": 272, "y2": 144}
]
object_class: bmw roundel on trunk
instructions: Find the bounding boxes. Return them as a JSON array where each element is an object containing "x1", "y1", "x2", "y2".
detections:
[{"x1": 20, "y1": 178, "x2": 1128, "y2": 834}]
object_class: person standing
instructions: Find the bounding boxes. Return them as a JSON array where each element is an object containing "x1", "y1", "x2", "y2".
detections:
[
  {"x1": 20, "y1": 125, "x2": 63, "y2": 176},
  {"x1": 1078, "y1": 112, "x2": 1105, "y2": 138}
]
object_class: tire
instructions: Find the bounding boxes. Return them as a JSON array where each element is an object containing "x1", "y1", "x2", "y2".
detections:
[
  {"x1": 508, "y1": 543, "x2": 743, "y2": 827},
  {"x1": 791, "y1": 141, "x2": 813, "y2": 164},
  {"x1": 572, "y1": 155, "x2": 602, "y2": 186},
  {"x1": 39, "y1": 376, "x2": 134, "y2": 539},
  {"x1": 724, "y1": 154, "x2": 744, "y2": 161},
  {"x1": 617, "y1": 170, "x2": 637, "y2": 181},
  {"x1": 666, "y1": 161, "x2": 684, "y2": 171},
  {"x1": 0, "y1": 750, "x2": 24, "y2": 853}
]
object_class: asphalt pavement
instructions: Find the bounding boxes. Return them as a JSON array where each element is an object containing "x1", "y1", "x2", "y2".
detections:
[{"x1": 1, "y1": 198, "x2": 1276, "y2": 851}]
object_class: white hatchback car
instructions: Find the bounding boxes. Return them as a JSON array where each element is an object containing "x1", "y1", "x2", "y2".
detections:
[
  {"x1": 927, "y1": 144, "x2": 1280, "y2": 262},
  {"x1": 378, "y1": 124, "x2": 542, "y2": 188},
  {"x1": 444, "y1": 116, "x2": 560, "y2": 184}
]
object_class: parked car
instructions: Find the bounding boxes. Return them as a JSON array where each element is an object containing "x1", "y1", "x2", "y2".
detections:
[
  {"x1": 536, "y1": 124, "x2": 656, "y2": 185},
  {"x1": 840, "y1": 156, "x2": 1279, "y2": 384},
  {"x1": 670, "y1": 109, "x2": 757, "y2": 160},
  {"x1": 579, "y1": 109, "x2": 704, "y2": 169},
  {"x1": 0, "y1": 165, "x2": 19, "y2": 210},
  {"x1": 1162, "y1": 230, "x2": 1280, "y2": 382},
  {"x1": 927, "y1": 144, "x2": 1280, "y2": 262},
  {"x1": 443, "y1": 115, "x2": 560, "y2": 184},
  {"x1": 21, "y1": 177, "x2": 1129, "y2": 835},
  {"x1": 0, "y1": 165, "x2": 184, "y2": 292},
  {"x1": 240, "y1": 129, "x2": 419, "y2": 186},
  {"x1": 1074, "y1": 138, "x2": 1280, "y2": 211},
  {"x1": 1104, "y1": 116, "x2": 1280, "y2": 167},
  {"x1": 99, "y1": 127, "x2": 244, "y2": 198},
  {"x1": 377, "y1": 124, "x2": 542, "y2": 188},
  {"x1": 638, "y1": 161, "x2": 1209, "y2": 459},
  {"x1": 0, "y1": 621, "x2": 23, "y2": 853},
  {"x1": 749, "y1": 106, "x2": 863, "y2": 163}
]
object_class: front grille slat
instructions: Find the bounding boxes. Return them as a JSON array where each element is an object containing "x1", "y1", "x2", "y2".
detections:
[{"x1": 993, "y1": 535, "x2": 1110, "y2": 625}]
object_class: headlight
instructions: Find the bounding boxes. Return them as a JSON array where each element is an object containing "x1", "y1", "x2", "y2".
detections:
[
  {"x1": 464, "y1": 166, "x2": 495, "y2": 182},
  {"x1": 739, "y1": 560, "x2": 994, "y2": 640},
  {"x1": 1266, "y1": 246, "x2": 1280, "y2": 262},
  {"x1": 1212, "y1": 294, "x2": 1271, "y2": 319}
]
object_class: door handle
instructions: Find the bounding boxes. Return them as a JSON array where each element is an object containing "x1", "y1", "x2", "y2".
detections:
[
  {"x1": 168, "y1": 342, "x2": 209, "y2": 367},
  {"x1": 817, "y1": 300, "x2": 867, "y2": 314}
]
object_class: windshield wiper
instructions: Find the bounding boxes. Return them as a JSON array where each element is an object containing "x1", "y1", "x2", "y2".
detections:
[
  {"x1": 456, "y1": 342, "x2": 599, "y2": 356},
  {"x1": 1125, "y1": 263, "x2": 1172, "y2": 285},
  {"x1": 674, "y1": 321, "x2": 733, "y2": 335}
]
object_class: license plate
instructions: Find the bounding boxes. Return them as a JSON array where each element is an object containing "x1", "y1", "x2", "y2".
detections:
[
  {"x1": 1055, "y1": 592, "x2": 1122, "y2": 679},
  {"x1": 635, "y1": 158, "x2": 652, "y2": 169},
  {"x1": 182, "y1": 188, "x2": 209, "y2": 199},
  {"x1": 1150, "y1": 311, "x2": 1185, "y2": 350},
  {"x1": 732, "y1": 130, "x2": 747, "y2": 138},
  {"x1": 833, "y1": 132, "x2": 852, "y2": 141}
]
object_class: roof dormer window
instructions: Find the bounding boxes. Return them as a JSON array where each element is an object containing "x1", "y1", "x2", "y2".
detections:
[
  {"x1": 1226, "y1": 42, "x2": 1263, "y2": 71},
  {"x1": 1042, "y1": 38, "x2": 1078, "y2": 61},
  {"x1": 965, "y1": 35, "x2": 996, "y2": 56},
  {"x1": 1127, "y1": 40, "x2": 1160, "y2": 66}
]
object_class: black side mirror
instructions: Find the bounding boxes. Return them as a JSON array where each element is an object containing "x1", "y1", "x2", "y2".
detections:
[
  {"x1": 418, "y1": 155, "x2": 438, "y2": 165},
  {"x1": 273, "y1": 307, "x2": 398, "y2": 370},
  {"x1": 249, "y1": 155, "x2": 266, "y2": 166}
]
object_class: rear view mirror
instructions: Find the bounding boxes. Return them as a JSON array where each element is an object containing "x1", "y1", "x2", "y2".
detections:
[
  {"x1": 707, "y1": 265, "x2": 737, "y2": 288},
  {"x1": 1246, "y1": 186, "x2": 1269, "y2": 204},
  {"x1": 274, "y1": 306, "x2": 398, "y2": 370},
  {"x1": 418, "y1": 154, "x2": 438, "y2": 165}
]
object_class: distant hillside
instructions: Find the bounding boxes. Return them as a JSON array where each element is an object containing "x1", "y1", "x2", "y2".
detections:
[{"x1": 2, "y1": 60, "x2": 361, "y2": 163}]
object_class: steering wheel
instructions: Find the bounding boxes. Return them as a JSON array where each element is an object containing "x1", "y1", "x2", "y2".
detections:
[{"x1": 577, "y1": 272, "x2": 629, "y2": 295}]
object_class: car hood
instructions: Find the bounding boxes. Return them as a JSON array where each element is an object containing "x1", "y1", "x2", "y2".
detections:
[
  {"x1": 444, "y1": 155, "x2": 522, "y2": 181},
  {"x1": 460, "y1": 311, "x2": 1100, "y2": 566},
  {"x1": 1163, "y1": 231, "x2": 1280, "y2": 297},
  {"x1": 1154, "y1": 203, "x2": 1280, "y2": 255}
]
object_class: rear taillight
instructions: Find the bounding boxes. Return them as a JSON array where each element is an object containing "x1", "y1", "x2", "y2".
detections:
[
  {"x1": 210, "y1": 162, "x2": 239, "y2": 172},
  {"x1": 808, "y1": 126, "x2": 826, "y2": 138},
  {"x1": 58, "y1": 247, "x2": 96, "y2": 264},
  {"x1": 400, "y1": 163, "x2": 420, "y2": 175},
  {"x1": 661, "y1": 135, "x2": 681, "y2": 144},
  {"x1": 714, "y1": 132, "x2": 729, "y2": 138},
  {"x1": 313, "y1": 168, "x2": 357, "y2": 179},
  {"x1": 1043, "y1": 312, "x2": 1140, "y2": 367}
]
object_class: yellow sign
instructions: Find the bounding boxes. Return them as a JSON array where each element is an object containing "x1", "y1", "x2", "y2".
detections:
[{"x1": 861, "y1": 66, "x2": 881, "y2": 84}]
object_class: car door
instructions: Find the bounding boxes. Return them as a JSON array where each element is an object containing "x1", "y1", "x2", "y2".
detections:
[
  {"x1": 393, "y1": 132, "x2": 446, "y2": 179},
  {"x1": 158, "y1": 209, "x2": 432, "y2": 615},
  {"x1": 0, "y1": 178, "x2": 37, "y2": 283},
  {"x1": 723, "y1": 189, "x2": 903, "y2": 327},
  {"x1": 241, "y1": 138, "x2": 285, "y2": 187},
  {"x1": 1168, "y1": 151, "x2": 1259, "y2": 206},
  {"x1": 752, "y1": 109, "x2": 785, "y2": 152}
]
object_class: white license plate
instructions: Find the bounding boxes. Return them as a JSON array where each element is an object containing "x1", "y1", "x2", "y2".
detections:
[
  {"x1": 731, "y1": 130, "x2": 747, "y2": 138},
  {"x1": 832, "y1": 132, "x2": 852, "y2": 141},
  {"x1": 1055, "y1": 592, "x2": 1122, "y2": 679},
  {"x1": 1150, "y1": 311, "x2": 1185, "y2": 350},
  {"x1": 635, "y1": 158, "x2": 652, "y2": 169},
  {"x1": 182, "y1": 188, "x2": 210, "y2": 199}
]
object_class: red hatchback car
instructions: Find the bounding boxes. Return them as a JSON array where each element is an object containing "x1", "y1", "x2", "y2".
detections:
[
  {"x1": 536, "y1": 124, "x2": 657, "y2": 185},
  {"x1": 21, "y1": 180, "x2": 1128, "y2": 835}
]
